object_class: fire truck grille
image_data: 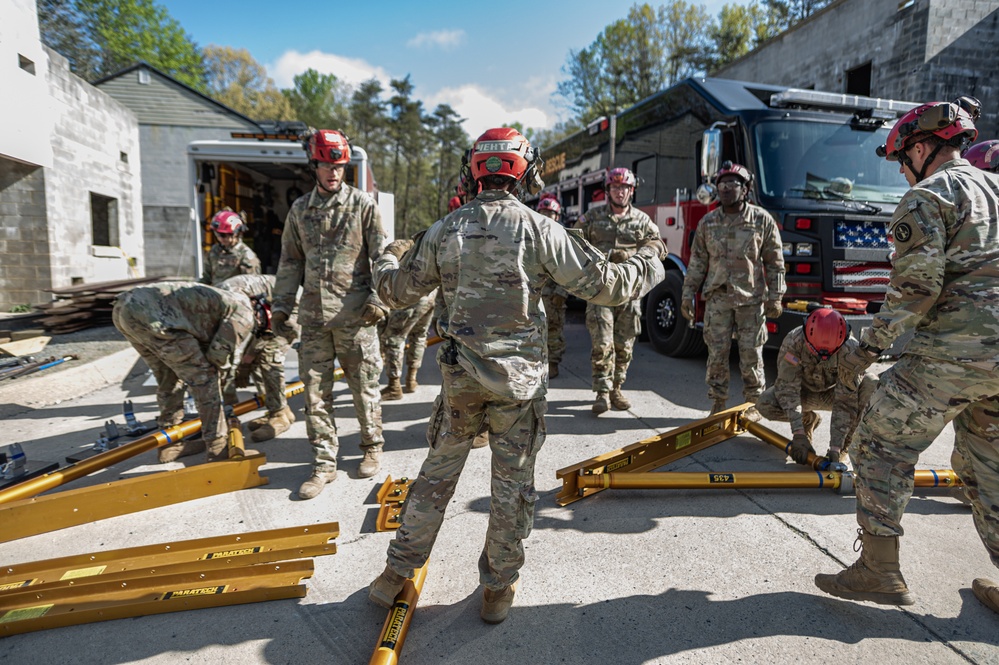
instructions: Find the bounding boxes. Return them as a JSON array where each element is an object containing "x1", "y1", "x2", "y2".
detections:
[
  {"x1": 833, "y1": 261, "x2": 891, "y2": 289},
  {"x1": 834, "y1": 220, "x2": 889, "y2": 249}
]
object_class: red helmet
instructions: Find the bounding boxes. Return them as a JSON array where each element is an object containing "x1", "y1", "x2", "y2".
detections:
[
  {"x1": 448, "y1": 196, "x2": 462, "y2": 213},
  {"x1": 964, "y1": 140, "x2": 999, "y2": 172},
  {"x1": 605, "y1": 167, "x2": 636, "y2": 189},
  {"x1": 469, "y1": 127, "x2": 535, "y2": 182},
  {"x1": 713, "y1": 161, "x2": 752, "y2": 186},
  {"x1": 537, "y1": 197, "x2": 561, "y2": 215},
  {"x1": 251, "y1": 295, "x2": 272, "y2": 337},
  {"x1": 877, "y1": 100, "x2": 979, "y2": 162},
  {"x1": 210, "y1": 210, "x2": 245, "y2": 235},
  {"x1": 307, "y1": 129, "x2": 351, "y2": 165},
  {"x1": 804, "y1": 308, "x2": 848, "y2": 360}
]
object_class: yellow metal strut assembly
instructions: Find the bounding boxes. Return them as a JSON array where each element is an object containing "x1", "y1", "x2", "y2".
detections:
[{"x1": 556, "y1": 403, "x2": 963, "y2": 506}]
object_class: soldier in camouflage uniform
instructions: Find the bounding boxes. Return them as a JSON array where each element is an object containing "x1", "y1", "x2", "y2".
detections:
[
  {"x1": 681, "y1": 162, "x2": 785, "y2": 418},
  {"x1": 367, "y1": 128, "x2": 666, "y2": 624},
  {"x1": 537, "y1": 197, "x2": 569, "y2": 378},
  {"x1": 755, "y1": 308, "x2": 877, "y2": 464},
  {"x1": 112, "y1": 281, "x2": 255, "y2": 463},
  {"x1": 378, "y1": 289, "x2": 437, "y2": 400},
  {"x1": 574, "y1": 168, "x2": 662, "y2": 413},
  {"x1": 814, "y1": 97, "x2": 999, "y2": 616},
  {"x1": 218, "y1": 274, "x2": 300, "y2": 443},
  {"x1": 200, "y1": 209, "x2": 261, "y2": 286},
  {"x1": 272, "y1": 129, "x2": 388, "y2": 500}
]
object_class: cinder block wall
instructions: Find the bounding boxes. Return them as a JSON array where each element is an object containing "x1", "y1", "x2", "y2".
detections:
[
  {"x1": 0, "y1": 160, "x2": 51, "y2": 309},
  {"x1": 714, "y1": 0, "x2": 999, "y2": 139}
]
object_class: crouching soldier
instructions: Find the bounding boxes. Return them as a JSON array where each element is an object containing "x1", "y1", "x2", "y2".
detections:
[
  {"x1": 379, "y1": 289, "x2": 437, "y2": 400},
  {"x1": 755, "y1": 308, "x2": 877, "y2": 464},
  {"x1": 112, "y1": 281, "x2": 255, "y2": 463},
  {"x1": 218, "y1": 274, "x2": 300, "y2": 442}
]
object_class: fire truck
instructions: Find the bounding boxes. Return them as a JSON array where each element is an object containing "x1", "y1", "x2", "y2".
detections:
[
  {"x1": 536, "y1": 78, "x2": 916, "y2": 357},
  {"x1": 186, "y1": 121, "x2": 394, "y2": 277}
]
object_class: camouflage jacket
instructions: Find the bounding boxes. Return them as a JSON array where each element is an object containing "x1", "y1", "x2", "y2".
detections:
[
  {"x1": 373, "y1": 189, "x2": 665, "y2": 400},
  {"x1": 273, "y1": 184, "x2": 387, "y2": 328},
  {"x1": 864, "y1": 159, "x2": 999, "y2": 365},
  {"x1": 774, "y1": 327, "x2": 862, "y2": 436},
  {"x1": 574, "y1": 204, "x2": 660, "y2": 258},
  {"x1": 119, "y1": 281, "x2": 254, "y2": 371},
  {"x1": 217, "y1": 274, "x2": 300, "y2": 344},
  {"x1": 683, "y1": 203, "x2": 785, "y2": 306},
  {"x1": 200, "y1": 241, "x2": 261, "y2": 286}
]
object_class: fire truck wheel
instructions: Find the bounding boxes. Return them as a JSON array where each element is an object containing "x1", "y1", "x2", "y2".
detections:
[{"x1": 645, "y1": 270, "x2": 707, "y2": 358}]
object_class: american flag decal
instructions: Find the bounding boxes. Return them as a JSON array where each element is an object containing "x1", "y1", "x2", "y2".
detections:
[{"x1": 834, "y1": 220, "x2": 889, "y2": 249}]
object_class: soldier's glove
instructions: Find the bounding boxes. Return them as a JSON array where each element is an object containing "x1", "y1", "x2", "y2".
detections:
[
  {"x1": 680, "y1": 296, "x2": 695, "y2": 322},
  {"x1": 361, "y1": 303, "x2": 386, "y2": 326},
  {"x1": 839, "y1": 343, "x2": 880, "y2": 391},
  {"x1": 635, "y1": 237, "x2": 667, "y2": 260},
  {"x1": 765, "y1": 300, "x2": 783, "y2": 319},
  {"x1": 234, "y1": 362, "x2": 253, "y2": 389},
  {"x1": 789, "y1": 432, "x2": 815, "y2": 465},
  {"x1": 384, "y1": 239, "x2": 414, "y2": 261},
  {"x1": 206, "y1": 340, "x2": 233, "y2": 372},
  {"x1": 607, "y1": 249, "x2": 629, "y2": 263}
]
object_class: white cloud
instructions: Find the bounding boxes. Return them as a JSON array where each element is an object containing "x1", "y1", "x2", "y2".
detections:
[
  {"x1": 268, "y1": 49, "x2": 391, "y2": 89},
  {"x1": 406, "y1": 29, "x2": 465, "y2": 50},
  {"x1": 424, "y1": 84, "x2": 553, "y2": 138}
]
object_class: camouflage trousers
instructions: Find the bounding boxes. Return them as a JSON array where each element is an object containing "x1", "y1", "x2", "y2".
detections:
[
  {"x1": 112, "y1": 298, "x2": 226, "y2": 443},
  {"x1": 223, "y1": 335, "x2": 291, "y2": 414},
  {"x1": 386, "y1": 354, "x2": 547, "y2": 590},
  {"x1": 702, "y1": 298, "x2": 766, "y2": 402},
  {"x1": 756, "y1": 375, "x2": 878, "y2": 451},
  {"x1": 379, "y1": 298, "x2": 435, "y2": 380},
  {"x1": 585, "y1": 299, "x2": 642, "y2": 392},
  {"x1": 851, "y1": 354, "x2": 999, "y2": 568},
  {"x1": 299, "y1": 324, "x2": 384, "y2": 472},
  {"x1": 543, "y1": 292, "x2": 568, "y2": 366}
]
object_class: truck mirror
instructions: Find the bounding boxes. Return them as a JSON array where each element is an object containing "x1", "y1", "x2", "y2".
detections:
[
  {"x1": 701, "y1": 128, "x2": 722, "y2": 181},
  {"x1": 696, "y1": 183, "x2": 717, "y2": 205}
]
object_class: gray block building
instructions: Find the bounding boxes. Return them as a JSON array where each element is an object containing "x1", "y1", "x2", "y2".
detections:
[
  {"x1": 94, "y1": 64, "x2": 261, "y2": 279},
  {"x1": 714, "y1": 0, "x2": 999, "y2": 140},
  {"x1": 0, "y1": 0, "x2": 143, "y2": 310}
]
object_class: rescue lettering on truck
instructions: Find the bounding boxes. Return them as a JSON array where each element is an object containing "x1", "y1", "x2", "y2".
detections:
[{"x1": 535, "y1": 78, "x2": 916, "y2": 357}]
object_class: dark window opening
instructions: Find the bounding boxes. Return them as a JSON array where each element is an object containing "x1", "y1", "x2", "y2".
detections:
[
  {"x1": 90, "y1": 193, "x2": 119, "y2": 246},
  {"x1": 18, "y1": 54, "x2": 35, "y2": 75},
  {"x1": 846, "y1": 62, "x2": 872, "y2": 97},
  {"x1": 633, "y1": 155, "x2": 657, "y2": 205}
]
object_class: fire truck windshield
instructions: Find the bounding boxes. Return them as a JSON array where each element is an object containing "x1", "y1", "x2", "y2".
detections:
[{"x1": 753, "y1": 119, "x2": 909, "y2": 205}]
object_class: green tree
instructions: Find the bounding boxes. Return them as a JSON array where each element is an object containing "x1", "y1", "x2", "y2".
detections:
[
  {"x1": 350, "y1": 78, "x2": 391, "y2": 180},
  {"x1": 75, "y1": 0, "x2": 205, "y2": 88},
  {"x1": 283, "y1": 68, "x2": 351, "y2": 130},
  {"x1": 388, "y1": 76, "x2": 428, "y2": 236},
  {"x1": 659, "y1": 0, "x2": 712, "y2": 85},
  {"x1": 425, "y1": 104, "x2": 469, "y2": 217},
  {"x1": 762, "y1": 0, "x2": 834, "y2": 32},
  {"x1": 202, "y1": 45, "x2": 293, "y2": 120},
  {"x1": 37, "y1": 0, "x2": 99, "y2": 80},
  {"x1": 709, "y1": 1, "x2": 775, "y2": 69}
]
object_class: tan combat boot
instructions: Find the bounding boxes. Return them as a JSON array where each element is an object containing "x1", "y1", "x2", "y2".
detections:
[
  {"x1": 403, "y1": 368, "x2": 419, "y2": 393},
  {"x1": 158, "y1": 437, "x2": 206, "y2": 463},
  {"x1": 610, "y1": 385, "x2": 631, "y2": 410},
  {"x1": 381, "y1": 377, "x2": 403, "y2": 401},
  {"x1": 814, "y1": 529, "x2": 914, "y2": 605},
  {"x1": 709, "y1": 399, "x2": 727, "y2": 415},
  {"x1": 369, "y1": 566, "x2": 410, "y2": 608},
  {"x1": 481, "y1": 581, "x2": 518, "y2": 624},
  {"x1": 298, "y1": 467, "x2": 337, "y2": 500},
  {"x1": 592, "y1": 392, "x2": 610, "y2": 415},
  {"x1": 358, "y1": 447, "x2": 383, "y2": 478},
  {"x1": 973, "y1": 578, "x2": 999, "y2": 615},
  {"x1": 250, "y1": 406, "x2": 295, "y2": 443},
  {"x1": 548, "y1": 362, "x2": 559, "y2": 379},
  {"x1": 472, "y1": 430, "x2": 489, "y2": 448},
  {"x1": 205, "y1": 436, "x2": 231, "y2": 463}
]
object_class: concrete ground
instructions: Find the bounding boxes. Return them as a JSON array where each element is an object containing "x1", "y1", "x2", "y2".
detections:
[{"x1": 0, "y1": 314, "x2": 996, "y2": 664}]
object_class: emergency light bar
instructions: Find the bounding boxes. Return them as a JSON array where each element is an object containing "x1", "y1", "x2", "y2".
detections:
[{"x1": 770, "y1": 88, "x2": 918, "y2": 115}]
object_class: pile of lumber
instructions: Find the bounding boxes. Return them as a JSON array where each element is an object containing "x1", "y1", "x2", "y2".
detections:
[{"x1": 35, "y1": 276, "x2": 166, "y2": 334}]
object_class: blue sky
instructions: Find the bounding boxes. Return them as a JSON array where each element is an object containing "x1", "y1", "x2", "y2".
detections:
[{"x1": 160, "y1": 0, "x2": 738, "y2": 137}]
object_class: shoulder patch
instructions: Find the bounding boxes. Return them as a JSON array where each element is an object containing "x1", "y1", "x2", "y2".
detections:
[{"x1": 784, "y1": 352, "x2": 800, "y2": 366}]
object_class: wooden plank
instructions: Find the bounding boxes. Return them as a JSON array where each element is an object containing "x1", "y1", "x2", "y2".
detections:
[{"x1": 0, "y1": 336, "x2": 51, "y2": 358}]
